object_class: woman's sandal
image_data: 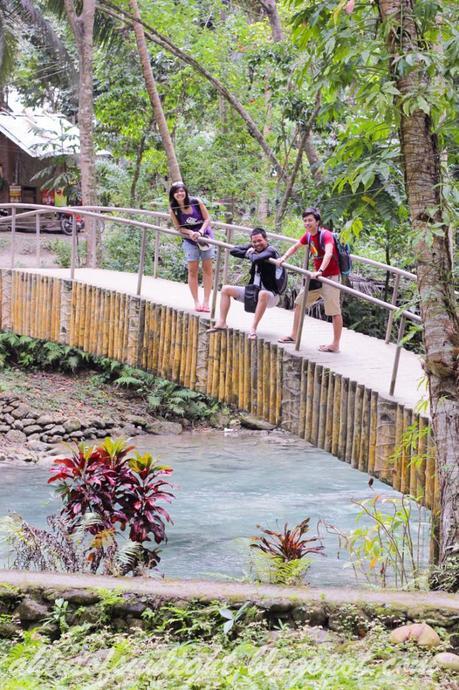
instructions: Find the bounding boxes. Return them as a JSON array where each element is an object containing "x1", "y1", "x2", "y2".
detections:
[
  {"x1": 247, "y1": 332, "x2": 257, "y2": 340},
  {"x1": 207, "y1": 326, "x2": 227, "y2": 333}
]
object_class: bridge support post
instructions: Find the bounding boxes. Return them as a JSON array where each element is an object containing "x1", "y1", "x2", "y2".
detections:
[
  {"x1": 375, "y1": 398, "x2": 397, "y2": 481},
  {"x1": 195, "y1": 319, "x2": 210, "y2": 393},
  {"x1": 126, "y1": 296, "x2": 143, "y2": 367},
  {"x1": 280, "y1": 350, "x2": 303, "y2": 435},
  {"x1": 59, "y1": 280, "x2": 73, "y2": 345}
]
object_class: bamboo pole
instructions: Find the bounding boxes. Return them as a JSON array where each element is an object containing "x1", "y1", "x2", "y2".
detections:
[
  {"x1": 211, "y1": 331, "x2": 221, "y2": 399},
  {"x1": 351, "y1": 384, "x2": 364, "y2": 468},
  {"x1": 345, "y1": 381, "x2": 356, "y2": 463},
  {"x1": 218, "y1": 328, "x2": 227, "y2": 401},
  {"x1": 392, "y1": 404, "x2": 404, "y2": 491},
  {"x1": 270, "y1": 344, "x2": 278, "y2": 426},
  {"x1": 189, "y1": 315, "x2": 198, "y2": 389},
  {"x1": 262, "y1": 343, "x2": 270, "y2": 421},
  {"x1": 83, "y1": 285, "x2": 92, "y2": 353},
  {"x1": 38, "y1": 276, "x2": 45, "y2": 339},
  {"x1": 28, "y1": 273, "x2": 34, "y2": 337},
  {"x1": 368, "y1": 390, "x2": 378, "y2": 475},
  {"x1": 11, "y1": 273, "x2": 18, "y2": 332},
  {"x1": 172, "y1": 310, "x2": 182, "y2": 382},
  {"x1": 304, "y1": 360, "x2": 315, "y2": 443},
  {"x1": 235, "y1": 331, "x2": 242, "y2": 407},
  {"x1": 317, "y1": 368, "x2": 329, "y2": 449},
  {"x1": 32, "y1": 275, "x2": 39, "y2": 338},
  {"x1": 257, "y1": 339, "x2": 264, "y2": 419},
  {"x1": 69, "y1": 280, "x2": 77, "y2": 346},
  {"x1": 275, "y1": 344, "x2": 283, "y2": 425},
  {"x1": 310, "y1": 364, "x2": 322, "y2": 447},
  {"x1": 112, "y1": 292, "x2": 120, "y2": 361},
  {"x1": 224, "y1": 328, "x2": 233, "y2": 403},
  {"x1": 297, "y1": 359, "x2": 307, "y2": 438},
  {"x1": 400, "y1": 408, "x2": 412, "y2": 494},
  {"x1": 358, "y1": 387, "x2": 371, "y2": 473},
  {"x1": 22, "y1": 273, "x2": 28, "y2": 335},
  {"x1": 150, "y1": 305, "x2": 160, "y2": 373},
  {"x1": 324, "y1": 371, "x2": 334, "y2": 453},
  {"x1": 182, "y1": 314, "x2": 190, "y2": 387},
  {"x1": 33, "y1": 274, "x2": 39, "y2": 337},
  {"x1": 409, "y1": 413, "x2": 420, "y2": 498},
  {"x1": 206, "y1": 331, "x2": 216, "y2": 397},
  {"x1": 250, "y1": 338, "x2": 258, "y2": 415},
  {"x1": 331, "y1": 374, "x2": 341, "y2": 457},
  {"x1": 337, "y1": 377, "x2": 349, "y2": 461},
  {"x1": 161, "y1": 307, "x2": 171, "y2": 378}
]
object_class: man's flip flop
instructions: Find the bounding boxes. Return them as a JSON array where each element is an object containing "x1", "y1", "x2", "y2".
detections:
[
  {"x1": 278, "y1": 336, "x2": 295, "y2": 343},
  {"x1": 318, "y1": 345, "x2": 339, "y2": 352},
  {"x1": 207, "y1": 326, "x2": 227, "y2": 333}
]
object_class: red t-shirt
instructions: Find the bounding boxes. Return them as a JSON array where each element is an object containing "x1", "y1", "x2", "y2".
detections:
[{"x1": 300, "y1": 228, "x2": 340, "y2": 277}]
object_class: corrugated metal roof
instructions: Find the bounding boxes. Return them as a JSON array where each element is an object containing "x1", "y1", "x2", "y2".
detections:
[{"x1": 0, "y1": 110, "x2": 79, "y2": 158}]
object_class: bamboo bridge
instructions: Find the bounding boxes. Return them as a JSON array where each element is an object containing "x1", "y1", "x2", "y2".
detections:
[{"x1": 0, "y1": 204, "x2": 436, "y2": 517}]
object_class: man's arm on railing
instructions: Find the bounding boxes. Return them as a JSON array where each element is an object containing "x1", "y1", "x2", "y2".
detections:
[{"x1": 276, "y1": 239, "x2": 302, "y2": 265}]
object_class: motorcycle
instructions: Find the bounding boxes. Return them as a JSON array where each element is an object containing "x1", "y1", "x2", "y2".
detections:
[{"x1": 57, "y1": 212, "x2": 85, "y2": 236}]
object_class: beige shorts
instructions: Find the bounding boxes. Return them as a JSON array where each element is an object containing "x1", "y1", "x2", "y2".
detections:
[{"x1": 294, "y1": 274, "x2": 341, "y2": 316}]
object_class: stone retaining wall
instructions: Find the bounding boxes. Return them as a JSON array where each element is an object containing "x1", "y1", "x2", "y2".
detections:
[
  {"x1": 0, "y1": 392, "x2": 183, "y2": 462},
  {"x1": 0, "y1": 572, "x2": 457, "y2": 642}
]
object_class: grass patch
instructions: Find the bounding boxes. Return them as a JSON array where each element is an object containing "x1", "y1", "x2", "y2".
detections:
[{"x1": 0, "y1": 623, "x2": 452, "y2": 689}]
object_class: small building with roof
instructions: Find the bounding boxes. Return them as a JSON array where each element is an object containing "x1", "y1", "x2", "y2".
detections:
[{"x1": 0, "y1": 94, "x2": 79, "y2": 205}]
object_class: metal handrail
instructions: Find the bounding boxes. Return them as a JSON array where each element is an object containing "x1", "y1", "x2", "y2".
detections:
[
  {"x1": 0, "y1": 203, "x2": 418, "y2": 278},
  {"x1": 1, "y1": 203, "x2": 423, "y2": 395}
]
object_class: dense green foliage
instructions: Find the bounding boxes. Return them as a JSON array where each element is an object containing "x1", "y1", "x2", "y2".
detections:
[{"x1": 0, "y1": 333, "x2": 222, "y2": 422}]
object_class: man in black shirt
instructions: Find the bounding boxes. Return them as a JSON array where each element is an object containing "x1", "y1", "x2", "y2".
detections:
[{"x1": 208, "y1": 227, "x2": 282, "y2": 340}]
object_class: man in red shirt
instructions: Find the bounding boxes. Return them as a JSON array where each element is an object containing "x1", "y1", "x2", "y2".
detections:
[{"x1": 276, "y1": 207, "x2": 343, "y2": 352}]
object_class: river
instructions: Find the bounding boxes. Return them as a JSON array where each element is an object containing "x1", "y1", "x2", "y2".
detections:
[{"x1": 0, "y1": 430, "x2": 429, "y2": 586}]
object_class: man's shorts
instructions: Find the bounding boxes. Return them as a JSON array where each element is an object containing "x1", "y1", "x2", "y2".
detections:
[
  {"x1": 183, "y1": 241, "x2": 215, "y2": 262},
  {"x1": 294, "y1": 274, "x2": 341, "y2": 316},
  {"x1": 233, "y1": 286, "x2": 279, "y2": 308}
]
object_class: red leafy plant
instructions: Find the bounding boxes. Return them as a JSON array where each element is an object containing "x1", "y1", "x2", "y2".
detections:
[
  {"x1": 47, "y1": 437, "x2": 174, "y2": 575},
  {"x1": 250, "y1": 518, "x2": 325, "y2": 585}
]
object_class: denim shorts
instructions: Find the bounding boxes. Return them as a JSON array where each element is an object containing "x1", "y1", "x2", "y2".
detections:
[{"x1": 183, "y1": 241, "x2": 215, "y2": 262}]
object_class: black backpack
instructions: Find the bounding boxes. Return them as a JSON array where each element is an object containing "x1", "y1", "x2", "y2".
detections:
[{"x1": 306, "y1": 229, "x2": 352, "y2": 276}]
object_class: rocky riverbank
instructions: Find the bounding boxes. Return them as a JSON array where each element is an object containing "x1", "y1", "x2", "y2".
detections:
[
  {"x1": 0, "y1": 368, "x2": 220, "y2": 463},
  {"x1": 0, "y1": 368, "x2": 273, "y2": 463}
]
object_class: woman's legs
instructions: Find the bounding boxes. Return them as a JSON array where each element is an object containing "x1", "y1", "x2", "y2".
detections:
[
  {"x1": 201, "y1": 258, "x2": 213, "y2": 309},
  {"x1": 187, "y1": 260, "x2": 200, "y2": 309}
]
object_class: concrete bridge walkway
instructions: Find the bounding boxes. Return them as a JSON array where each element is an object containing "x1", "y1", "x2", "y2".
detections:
[{"x1": 30, "y1": 267, "x2": 425, "y2": 411}]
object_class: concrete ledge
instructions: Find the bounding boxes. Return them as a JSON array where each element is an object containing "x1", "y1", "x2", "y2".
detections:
[{"x1": 0, "y1": 570, "x2": 457, "y2": 639}]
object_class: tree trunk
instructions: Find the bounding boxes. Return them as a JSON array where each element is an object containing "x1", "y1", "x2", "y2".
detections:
[
  {"x1": 129, "y1": 0, "x2": 181, "y2": 183},
  {"x1": 130, "y1": 126, "x2": 149, "y2": 205},
  {"x1": 378, "y1": 0, "x2": 459, "y2": 565},
  {"x1": 258, "y1": 0, "x2": 284, "y2": 41},
  {"x1": 63, "y1": 0, "x2": 99, "y2": 267}
]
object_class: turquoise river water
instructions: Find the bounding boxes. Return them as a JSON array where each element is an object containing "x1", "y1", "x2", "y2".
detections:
[{"x1": 0, "y1": 431, "x2": 429, "y2": 586}]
